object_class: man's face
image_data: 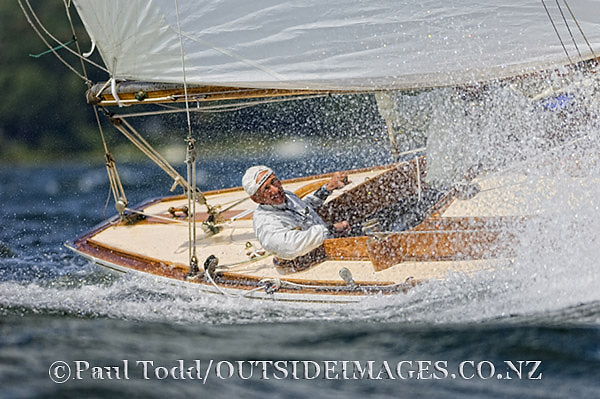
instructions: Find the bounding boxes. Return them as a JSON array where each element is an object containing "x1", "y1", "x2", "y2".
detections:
[{"x1": 251, "y1": 172, "x2": 285, "y2": 205}]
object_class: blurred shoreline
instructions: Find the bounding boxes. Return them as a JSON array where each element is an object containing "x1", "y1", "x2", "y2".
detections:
[{"x1": 0, "y1": 133, "x2": 392, "y2": 167}]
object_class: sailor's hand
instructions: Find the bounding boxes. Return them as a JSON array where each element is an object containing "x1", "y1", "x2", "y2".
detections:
[
  {"x1": 332, "y1": 220, "x2": 351, "y2": 233},
  {"x1": 326, "y1": 172, "x2": 350, "y2": 191}
]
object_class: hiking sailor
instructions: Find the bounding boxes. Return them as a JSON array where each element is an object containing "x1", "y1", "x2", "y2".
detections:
[{"x1": 242, "y1": 165, "x2": 350, "y2": 272}]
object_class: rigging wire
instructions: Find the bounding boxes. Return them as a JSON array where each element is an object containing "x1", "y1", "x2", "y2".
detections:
[
  {"x1": 109, "y1": 117, "x2": 189, "y2": 192},
  {"x1": 541, "y1": 0, "x2": 574, "y2": 65},
  {"x1": 62, "y1": 0, "x2": 126, "y2": 213},
  {"x1": 18, "y1": 0, "x2": 109, "y2": 79},
  {"x1": 174, "y1": 0, "x2": 200, "y2": 275},
  {"x1": 61, "y1": 0, "x2": 89, "y2": 82},
  {"x1": 110, "y1": 94, "x2": 330, "y2": 119},
  {"x1": 20, "y1": 0, "x2": 129, "y2": 215},
  {"x1": 554, "y1": 0, "x2": 582, "y2": 60},
  {"x1": 562, "y1": 0, "x2": 598, "y2": 60},
  {"x1": 18, "y1": 0, "x2": 87, "y2": 82}
]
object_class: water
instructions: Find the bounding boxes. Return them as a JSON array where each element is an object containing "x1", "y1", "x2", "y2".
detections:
[{"x1": 1, "y1": 152, "x2": 600, "y2": 398}]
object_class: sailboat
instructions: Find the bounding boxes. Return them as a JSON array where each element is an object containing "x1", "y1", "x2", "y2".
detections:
[{"x1": 21, "y1": 0, "x2": 600, "y2": 302}]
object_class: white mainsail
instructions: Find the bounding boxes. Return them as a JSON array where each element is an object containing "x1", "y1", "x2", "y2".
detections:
[{"x1": 72, "y1": 0, "x2": 600, "y2": 90}]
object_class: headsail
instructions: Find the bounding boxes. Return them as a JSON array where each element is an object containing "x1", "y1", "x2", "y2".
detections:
[{"x1": 73, "y1": 0, "x2": 600, "y2": 91}]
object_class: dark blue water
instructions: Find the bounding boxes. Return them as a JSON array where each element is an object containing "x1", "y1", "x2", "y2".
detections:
[{"x1": 1, "y1": 154, "x2": 599, "y2": 399}]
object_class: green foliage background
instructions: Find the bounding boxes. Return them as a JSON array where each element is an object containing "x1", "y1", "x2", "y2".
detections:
[{"x1": 1, "y1": 1, "x2": 104, "y2": 163}]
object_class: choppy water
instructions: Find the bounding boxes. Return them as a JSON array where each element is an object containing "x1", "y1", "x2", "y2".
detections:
[{"x1": 1, "y1": 151, "x2": 599, "y2": 398}]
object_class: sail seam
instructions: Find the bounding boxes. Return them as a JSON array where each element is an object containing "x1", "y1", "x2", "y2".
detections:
[{"x1": 179, "y1": 31, "x2": 287, "y2": 82}]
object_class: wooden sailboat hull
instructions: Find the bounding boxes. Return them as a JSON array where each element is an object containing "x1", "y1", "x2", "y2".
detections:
[{"x1": 66, "y1": 157, "x2": 532, "y2": 302}]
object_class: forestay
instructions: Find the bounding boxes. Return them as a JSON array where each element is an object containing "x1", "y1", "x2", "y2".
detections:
[{"x1": 72, "y1": 0, "x2": 600, "y2": 91}]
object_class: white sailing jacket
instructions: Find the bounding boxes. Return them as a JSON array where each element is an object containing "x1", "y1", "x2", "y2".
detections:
[{"x1": 252, "y1": 190, "x2": 331, "y2": 260}]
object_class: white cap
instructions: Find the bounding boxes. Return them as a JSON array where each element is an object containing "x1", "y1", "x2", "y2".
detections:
[{"x1": 242, "y1": 165, "x2": 273, "y2": 196}]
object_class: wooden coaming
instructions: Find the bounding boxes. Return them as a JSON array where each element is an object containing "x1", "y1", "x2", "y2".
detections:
[
  {"x1": 365, "y1": 228, "x2": 516, "y2": 271},
  {"x1": 318, "y1": 157, "x2": 427, "y2": 225},
  {"x1": 322, "y1": 216, "x2": 519, "y2": 270}
]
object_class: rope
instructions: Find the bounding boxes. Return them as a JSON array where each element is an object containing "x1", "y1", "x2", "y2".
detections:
[
  {"x1": 122, "y1": 208, "x2": 185, "y2": 224},
  {"x1": 217, "y1": 196, "x2": 252, "y2": 212},
  {"x1": 22, "y1": 0, "x2": 129, "y2": 221},
  {"x1": 398, "y1": 146, "x2": 426, "y2": 158},
  {"x1": 83, "y1": 40, "x2": 96, "y2": 58},
  {"x1": 28, "y1": 38, "x2": 76, "y2": 58},
  {"x1": 204, "y1": 270, "x2": 238, "y2": 297},
  {"x1": 94, "y1": 80, "x2": 112, "y2": 101},
  {"x1": 18, "y1": 0, "x2": 87, "y2": 81},
  {"x1": 109, "y1": 117, "x2": 190, "y2": 192},
  {"x1": 111, "y1": 78, "x2": 124, "y2": 107},
  {"x1": 414, "y1": 155, "x2": 422, "y2": 202},
  {"x1": 105, "y1": 153, "x2": 128, "y2": 216},
  {"x1": 233, "y1": 277, "x2": 413, "y2": 298},
  {"x1": 269, "y1": 278, "x2": 359, "y2": 291},
  {"x1": 230, "y1": 209, "x2": 253, "y2": 221},
  {"x1": 186, "y1": 141, "x2": 198, "y2": 268},
  {"x1": 262, "y1": 275, "x2": 417, "y2": 293},
  {"x1": 95, "y1": 87, "x2": 129, "y2": 218},
  {"x1": 61, "y1": 0, "x2": 90, "y2": 81},
  {"x1": 205, "y1": 273, "x2": 276, "y2": 298},
  {"x1": 214, "y1": 254, "x2": 271, "y2": 270},
  {"x1": 49, "y1": 0, "x2": 130, "y2": 219}
]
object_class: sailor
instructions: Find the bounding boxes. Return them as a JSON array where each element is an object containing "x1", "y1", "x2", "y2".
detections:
[{"x1": 242, "y1": 165, "x2": 350, "y2": 272}]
